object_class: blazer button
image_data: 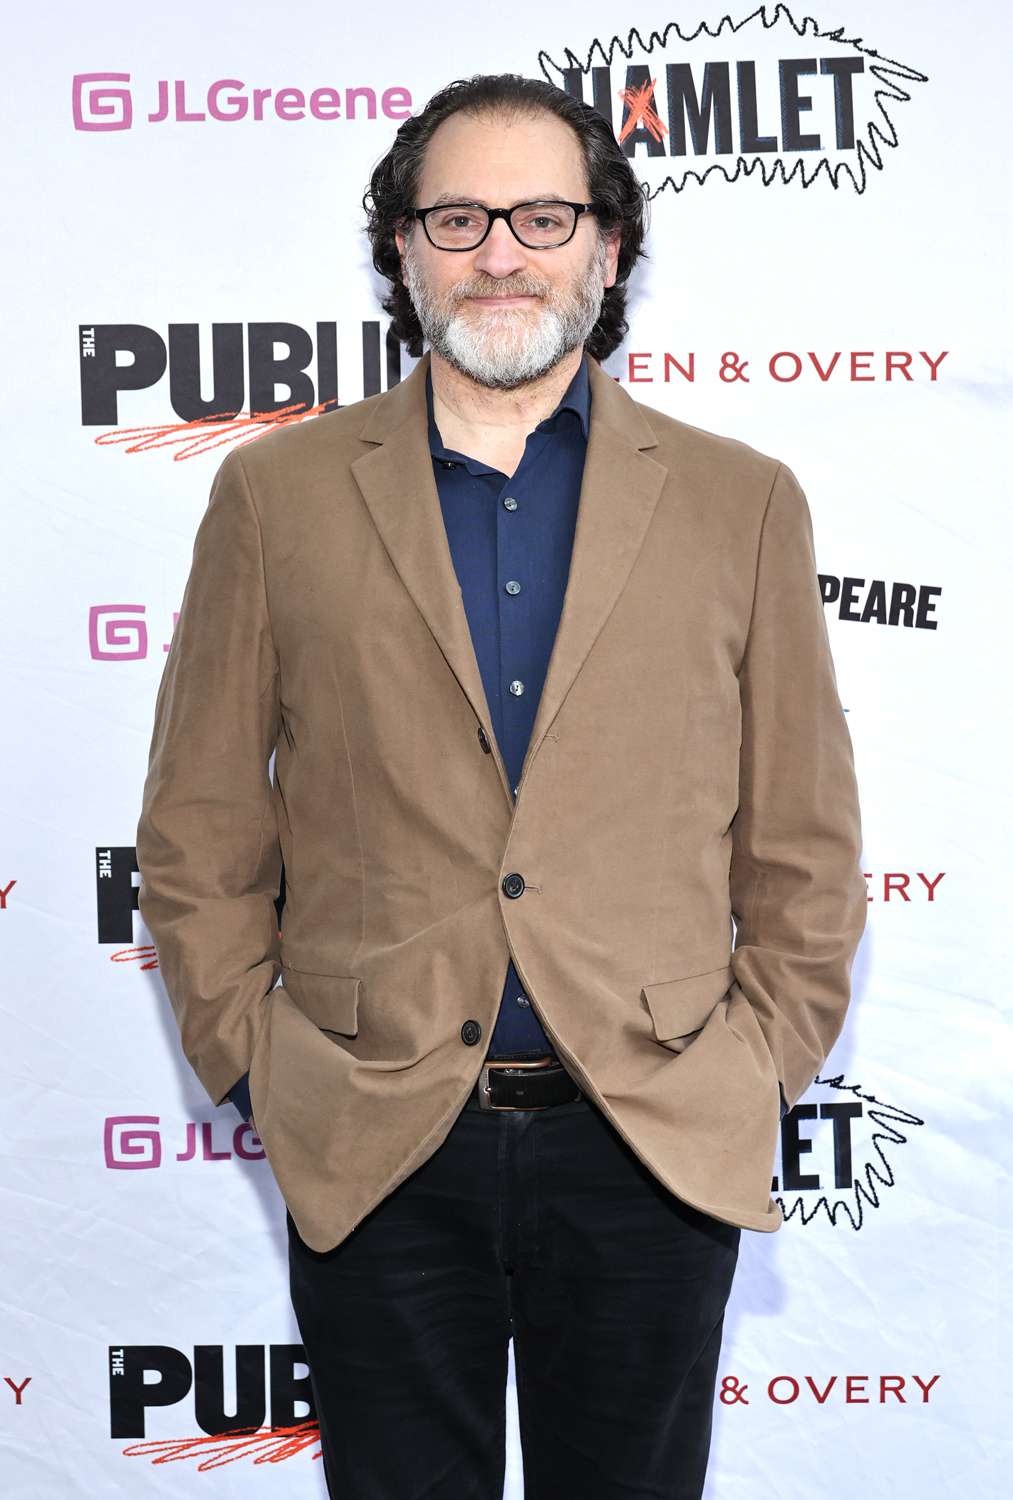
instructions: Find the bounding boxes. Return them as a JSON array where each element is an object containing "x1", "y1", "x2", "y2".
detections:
[
  {"x1": 460, "y1": 1019, "x2": 482, "y2": 1045},
  {"x1": 501, "y1": 872, "x2": 525, "y2": 898},
  {"x1": 477, "y1": 725, "x2": 491, "y2": 753}
]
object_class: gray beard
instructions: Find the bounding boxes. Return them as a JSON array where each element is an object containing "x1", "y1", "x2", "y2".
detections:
[{"x1": 402, "y1": 236, "x2": 607, "y2": 390}]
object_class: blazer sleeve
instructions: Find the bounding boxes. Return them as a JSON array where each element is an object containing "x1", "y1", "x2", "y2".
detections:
[
  {"x1": 135, "y1": 449, "x2": 283, "y2": 1109},
  {"x1": 729, "y1": 461, "x2": 867, "y2": 1111}
]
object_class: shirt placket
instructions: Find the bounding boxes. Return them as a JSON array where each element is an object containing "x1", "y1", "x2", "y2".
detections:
[{"x1": 493, "y1": 425, "x2": 557, "y2": 794}]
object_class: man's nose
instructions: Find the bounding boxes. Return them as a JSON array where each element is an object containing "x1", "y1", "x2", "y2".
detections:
[{"x1": 471, "y1": 216, "x2": 530, "y2": 279}]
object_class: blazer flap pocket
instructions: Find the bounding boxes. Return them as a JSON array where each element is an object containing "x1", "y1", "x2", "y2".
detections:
[
  {"x1": 282, "y1": 966, "x2": 361, "y2": 1036},
  {"x1": 641, "y1": 964, "x2": 734, "y2": 1042}
]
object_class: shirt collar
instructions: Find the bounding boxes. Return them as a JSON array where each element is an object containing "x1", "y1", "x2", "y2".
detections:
[{"x1": 426, "y1": 353, "x2": 591, "y2": 470}]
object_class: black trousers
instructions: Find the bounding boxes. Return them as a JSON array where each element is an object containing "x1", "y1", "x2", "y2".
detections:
[{"x1": 287, "y1": 1086, "x2": 741, "y2": 1499}]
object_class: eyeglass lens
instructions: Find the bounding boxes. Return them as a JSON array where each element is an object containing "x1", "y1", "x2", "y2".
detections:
[{"x1": 426, "y1": 203, "x2": 577, "y2": 248}]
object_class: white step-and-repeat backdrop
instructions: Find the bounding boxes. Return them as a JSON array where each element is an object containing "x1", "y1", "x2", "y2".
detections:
[{"x1": 3, "y1": 2, "x2": 1009, "y2": 1495}]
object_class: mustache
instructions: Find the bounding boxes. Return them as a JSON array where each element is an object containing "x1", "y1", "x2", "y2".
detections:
[{"x1": 449, "y1": 278, "x2": 549, "y2": 301}]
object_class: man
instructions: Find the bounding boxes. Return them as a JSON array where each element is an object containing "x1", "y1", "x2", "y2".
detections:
[{"x1": 136, "y1": 73, "x2": 866, "y2": 1499}]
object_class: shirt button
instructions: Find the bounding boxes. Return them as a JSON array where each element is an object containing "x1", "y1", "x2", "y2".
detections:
[
  {"x1": 503, "y1": 496, "x2": 518, "y2": 511},
  {"x1": 504, "y1": 580, "x2": 521, "y2": 595},
  {"x1": 515, "y1": 995, "x2": 530, "y2": 1008},
  {"x1": 509, "y1": 679, "x2": 524, "y2": 696}
]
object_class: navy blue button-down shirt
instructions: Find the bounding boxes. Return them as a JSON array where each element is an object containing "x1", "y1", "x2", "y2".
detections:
[{"x1": 427, "y1": 355, "x2": 590, "y2": 1055}]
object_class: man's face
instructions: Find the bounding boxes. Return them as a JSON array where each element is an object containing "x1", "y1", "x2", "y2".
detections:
[{"x1": 394, "y1": 108, "x2": 620, "y2": 390}]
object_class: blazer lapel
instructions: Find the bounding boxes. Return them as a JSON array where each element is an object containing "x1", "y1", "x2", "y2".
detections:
[
  {"x1": 349, "y1": 350, "x2": 669, "y2": 805},
  {"x1": 351, "y1": 354, "x2": 506, "y2": 788},
  {"x1": 524, "y1": 358, "x2": 668, "y2": 768}
]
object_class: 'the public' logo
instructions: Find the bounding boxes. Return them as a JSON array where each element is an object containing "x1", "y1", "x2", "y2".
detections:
[{"x1": 109, "y1": 1344, "x2": 313, "y2": 1438}]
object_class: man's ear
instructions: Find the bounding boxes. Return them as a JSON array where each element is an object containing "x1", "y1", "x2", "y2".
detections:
[
  {"x1": 394, "y1": 223, "x2": 412, "y2": 285},
  {"x1": 603, "y1": 227, "x2": 622, "y2": 289}
]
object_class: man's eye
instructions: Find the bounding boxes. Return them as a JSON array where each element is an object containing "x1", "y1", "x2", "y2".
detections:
[
  {"x1": 519, "y1": 213, "x2": 564, "y2": 230},
  {"x1": 437, "y1": 212, "x2": 479, "y2": 229}
]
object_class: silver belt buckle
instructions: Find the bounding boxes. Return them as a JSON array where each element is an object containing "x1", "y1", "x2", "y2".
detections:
[{"x1": 478, "y1": 1055, "x2": 558, "y2": 1111}]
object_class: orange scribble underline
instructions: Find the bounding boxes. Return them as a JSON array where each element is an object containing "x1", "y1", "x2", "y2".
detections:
[
  {"x1": 94, "y1": 402, "x2": 332, "y2": 460},
  {"x1": 121, "y1": 1420, "x2": 322, "y2": 1469},
  {"x1": 110, "y1": 945, "x2": 159, "y2": 970}
]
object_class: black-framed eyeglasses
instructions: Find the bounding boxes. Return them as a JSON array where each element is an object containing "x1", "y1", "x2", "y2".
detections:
[{"x1": 411, "y1": 200, "x2": 601, "y2": 251}]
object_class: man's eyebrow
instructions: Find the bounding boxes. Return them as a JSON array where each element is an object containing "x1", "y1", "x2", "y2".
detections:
[{"x1": 426, "y1": 192, "x2": 572, "y2": 208}]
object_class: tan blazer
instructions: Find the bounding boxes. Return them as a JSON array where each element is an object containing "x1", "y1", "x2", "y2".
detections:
[{"x1": 136, "y1": 350, "x2": 866, "y2": 1251}]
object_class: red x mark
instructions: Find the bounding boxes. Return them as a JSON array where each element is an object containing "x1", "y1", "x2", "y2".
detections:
[{"x1": 618, "y1": 78, "x2": 668, "y2": 144}]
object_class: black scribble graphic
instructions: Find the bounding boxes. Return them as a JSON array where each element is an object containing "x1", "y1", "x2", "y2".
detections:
[
  {"x1": 538, "y1": 4, "x2": 928, "y2": 195},
  {"x1": 775, "y1": 1074, "x2": 925, "y2": 1230}
]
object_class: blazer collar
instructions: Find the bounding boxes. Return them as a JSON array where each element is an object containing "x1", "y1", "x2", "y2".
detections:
[{"x1": 350, "y1": 350, "x2": 668, "y2": 812}]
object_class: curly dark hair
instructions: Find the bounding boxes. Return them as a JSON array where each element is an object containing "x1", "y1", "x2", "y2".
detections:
[{"x1": 362, "y1": 74, "x2": 650, "y2": 362}]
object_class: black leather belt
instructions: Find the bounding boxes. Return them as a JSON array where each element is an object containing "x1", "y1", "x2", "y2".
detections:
[{"x1": 468, "y1": 1054, "x2": 584, "y2": 1111}]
